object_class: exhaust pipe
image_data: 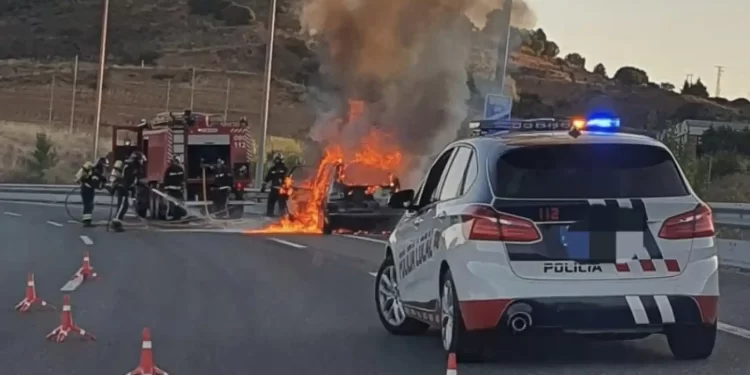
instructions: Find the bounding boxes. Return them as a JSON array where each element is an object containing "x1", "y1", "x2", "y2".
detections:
[{"x1": 506, "y1": 302, "x2": 533, "y2": 333}]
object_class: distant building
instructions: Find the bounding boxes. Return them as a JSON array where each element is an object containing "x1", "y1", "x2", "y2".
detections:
[{"x1": 660, "y1": 120, "x2": 750, "y2": 155}]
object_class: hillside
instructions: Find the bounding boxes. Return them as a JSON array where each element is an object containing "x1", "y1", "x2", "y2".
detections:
[{"x1": 2, "y1": 0, "x2": 750, "y2": 134}]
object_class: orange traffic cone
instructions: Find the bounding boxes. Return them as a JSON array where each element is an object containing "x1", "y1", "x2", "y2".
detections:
[
  {"x1": 15, "y1": 273, "x2": 55, "y2": 312},
  {"x1": 126, "y1": 328, "x2": 169, "y2": 375},
  {"x1": 78, "y1": 251, "x2": 98, "y2": 280},
  {"x1": 46, "y1": 295, "x2": 96, "y2": 343},
  {"x1": 446, "y1": 353, "x2": 457, "y2": 375}
]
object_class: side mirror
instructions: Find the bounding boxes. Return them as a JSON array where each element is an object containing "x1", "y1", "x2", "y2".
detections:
[{"x1": 388, "y1": 189, "x2": 415, "y2": 209}]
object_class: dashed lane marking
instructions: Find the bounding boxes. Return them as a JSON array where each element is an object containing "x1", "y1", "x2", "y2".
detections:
[
  {"x1": 68, "y1": 220, "x2": 78, "y2": 224},
  {"x1": 719, "y1": 322, "x2": 750, "y2": 340},
  {"x1": 3, "y1": 211, "x2": 21, "y2": 217},
  {"x1": 46, "y1": 220, "x2": 63, "y2": 227},
  {"x1": 269, "y1": 237, "x2": 307, "y2": 249},
  {"x1": 369, "y1": 272, "x2": 377, "y2": 277},
  {"x1": 340, "y1": 234, "x2": 387, "y2": 244},
  {"x1": 60, "y1": 275, "x2": 83, "y2": 292},
  {"x1": 80, "y1": 235, "x2": 94, "y2": 246}
]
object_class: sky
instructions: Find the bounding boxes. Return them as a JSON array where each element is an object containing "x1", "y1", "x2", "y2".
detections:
[{"x1": 525, "y1": 0, "x2": 749, "y2": 100}]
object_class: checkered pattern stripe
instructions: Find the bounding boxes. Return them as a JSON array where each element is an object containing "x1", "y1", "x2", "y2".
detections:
[{"x1": 405, "y1": 307, "x2": 440, "y2": 325}]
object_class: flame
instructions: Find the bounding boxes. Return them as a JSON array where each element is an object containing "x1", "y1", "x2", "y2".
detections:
[{"x1": 248, "y1": 101, "x2": 403, "y2": 234}]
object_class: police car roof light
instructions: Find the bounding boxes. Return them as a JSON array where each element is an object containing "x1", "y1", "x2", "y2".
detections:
[
  {"x1": 584, "y1": 117, "x2": 620, "y2": 130},
  {"x1": 469, "y1": 116, "x2": 620, "y2": 136}
]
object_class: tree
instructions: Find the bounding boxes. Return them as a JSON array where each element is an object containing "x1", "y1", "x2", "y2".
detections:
[
  {"x1": 613, "y1": 66, "x2": 649, "y2": 85},
  {"x1": 24, "y1": 132, "x2": 58, "y2": 183},
  {"x1": 593, "y1": 63, "x2": 606, "y2": 77},
  {"x1": 540, "y1": 41, "x2": 559, "y2": 58},
  {"x1": 681, "y1": 80, "x2": 690, "y2": 94},
  {"x1": 533, "y1": 28, "x2": 547, "y2": 43},
  {"x1": 564, "y1": 53, "x2": 586, "y2": 68},
  {"x1": 659, "y1": 82, "x2": 675, "y2": 91}
]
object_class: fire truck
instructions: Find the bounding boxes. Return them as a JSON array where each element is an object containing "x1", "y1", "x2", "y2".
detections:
[{"x1": 107, "y1": 110, "x2": 256, "y2": 218}]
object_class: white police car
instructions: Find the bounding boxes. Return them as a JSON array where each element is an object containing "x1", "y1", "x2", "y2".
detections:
[{"x1": 374, "y1": 117, "x2": 718, "y2": 362}]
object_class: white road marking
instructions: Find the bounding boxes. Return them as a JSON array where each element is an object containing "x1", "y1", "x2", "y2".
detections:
[
  {"x1": 46, "y1": 220, "x2": 64, "y2": 227},
  {"x1": 368, "y1": 272, "x2": 377, "y2": 277},
  {"x1": 60, "y1": 275, "x2": 83, "y2": 292},
  {"x1": 3, "y1": 211, "x2": 21, "y2": 217},
  {"x1": 269, "y1": 237, "x2": 307, "y2": 249},
  {"x1": 340, "y1": 234, "x2": 387, "y2": 244},
  {"x1": 719, "y1": 322, "x2": 750, "y2": 340},
  {"x1": 79, "y1": 235, "x2": 94, "y2": 246},
  {"x1": 68, "y1": 220, "x2": 79, "y2": 224}
]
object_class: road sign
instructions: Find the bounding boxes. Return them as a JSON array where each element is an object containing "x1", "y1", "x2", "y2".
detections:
[{"x1": 484, "y1": 94, "x2": 513, "y2": 120}]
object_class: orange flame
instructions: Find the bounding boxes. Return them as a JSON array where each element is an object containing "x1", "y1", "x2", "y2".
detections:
[{"x1": 247, "y1": 100, "x2": 403, "y2": 234}]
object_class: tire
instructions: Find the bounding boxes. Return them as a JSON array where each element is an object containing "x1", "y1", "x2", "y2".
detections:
[
  {"x1": 375, "y1": 256, "x2": 429, "y2": 335},
  {"x1": 667, "y1": 324, "x2": 716, "y2": 360},
  {"x1": 440, "y1": 268, "x2": 484, "y2": 362}
]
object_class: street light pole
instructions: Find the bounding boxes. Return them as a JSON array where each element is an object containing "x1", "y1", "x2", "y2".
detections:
[
  {"x1": 92, "y1": 0, "x2": 110, "y2": 159},
  {"x1": 254, "y1": 0, "x2": 278, "y2": 188}
]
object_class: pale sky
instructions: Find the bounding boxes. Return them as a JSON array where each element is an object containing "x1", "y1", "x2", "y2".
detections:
[{"x1": 525, "y1": 0, "x2": 748, "y2": 100}]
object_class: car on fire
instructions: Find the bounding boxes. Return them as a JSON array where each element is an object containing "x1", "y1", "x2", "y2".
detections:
[
  {"x1": 287, "y1": 161, "x2": 404, "y2": 234},
  {"x1": 374, "y1": 116, "x2": 719, "y2": 362}
]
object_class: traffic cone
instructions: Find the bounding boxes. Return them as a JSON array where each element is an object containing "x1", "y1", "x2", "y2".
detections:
[
  {"x1": 46, "y1": 295, "x2": 96, "y2": 343},
  {"x1": 126, "y1": 328, "x2": 169, "y2": 375},
  {"x1": 446, "y1": 353, "x2": 457, "y2": 375},
  {"x1": 15, "y1": 273, "x2": 55, "y2": 312},
  {"x1": 78, "y1": 251, "x2": 98, "y2": 280}
]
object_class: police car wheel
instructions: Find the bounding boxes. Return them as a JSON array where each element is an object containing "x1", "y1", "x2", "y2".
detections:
[
  {"x1": 375, "y1": 256, "x2": 429, "y2": 335},
  {"x1": 666, "y1": 323, "x2": 716, "y2": 360},
  {"x1": 440, "y1": 269, "x2": 483, "y2": 362}
]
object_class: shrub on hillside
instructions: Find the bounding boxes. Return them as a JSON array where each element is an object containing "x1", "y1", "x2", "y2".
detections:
[
  {"x1": 680, "y1": 79, "x2": 709, "y2": 98},
  {"x1": 564, "y1": 53, "x2": 586, "y2": 68},
  {"x1": 593, "y1": 63, "x2": 606, "y2": 77},
  {"x1": 613, "y1": 66, "x2": 649, "y2": 85},
  {"x1": 22, "y1": 133, "x2": 58, "y2": 183}
]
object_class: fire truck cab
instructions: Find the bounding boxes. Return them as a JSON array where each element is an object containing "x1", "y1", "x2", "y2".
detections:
[{"x1": 108, "y1": 111, "x2": 255, "y2": 219}]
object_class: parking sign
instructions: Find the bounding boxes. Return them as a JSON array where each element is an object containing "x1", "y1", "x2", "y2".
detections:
[{"x1": 484, "y1": 94, "x2": 513, "y2": 120}]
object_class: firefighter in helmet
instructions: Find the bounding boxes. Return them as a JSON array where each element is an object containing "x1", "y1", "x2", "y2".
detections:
[
  {"x1": 74, "y1": 157, "x2": 109, "y2": 227},
  {"x1": 108, "y1": 151, "x2": 146, "y2": 232},
  {"x1": 261, "y1": 152, "x2": 289, "y2": 217},
  {"x1": 212, "y1": 158, "x2": 233, "y2": 216},
  {"x1": 163, "y1": 156, "x2": 185, "y2": 220}
]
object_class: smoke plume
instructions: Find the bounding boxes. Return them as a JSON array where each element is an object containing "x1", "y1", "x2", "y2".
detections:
[{"x1": 301, "y1": 0, "x2": 536, "y2": 186}]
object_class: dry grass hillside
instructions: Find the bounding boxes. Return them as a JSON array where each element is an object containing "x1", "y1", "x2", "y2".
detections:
[{"x1": 2, "y1": 0, "x2": 750, "y2": 190}]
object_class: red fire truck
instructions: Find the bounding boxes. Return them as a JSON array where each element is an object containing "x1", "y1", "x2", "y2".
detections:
[{"x1": 108, "y1": 111, "x2": 256, "y2": 217}]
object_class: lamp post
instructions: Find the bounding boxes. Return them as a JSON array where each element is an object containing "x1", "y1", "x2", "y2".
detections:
[
  {"x1": 254, "y1": 0, "x2": 278, "y2": 188},
  {"x1": 92, "y1": 0, "x2": 110, "y2": 159}
]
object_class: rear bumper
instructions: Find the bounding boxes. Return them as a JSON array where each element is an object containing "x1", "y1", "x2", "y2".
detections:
[{"x1": 459, "y1": 295, "x2": 718, "y2": 333}]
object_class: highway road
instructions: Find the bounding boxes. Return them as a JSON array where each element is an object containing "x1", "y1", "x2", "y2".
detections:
[{"x1": 3, "y1": 201, "x2": 750, "y2": 374}]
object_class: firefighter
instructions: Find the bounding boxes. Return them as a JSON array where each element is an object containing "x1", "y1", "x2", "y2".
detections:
[
  {"x1": 212, "y1": 158, "x2": 233, "y2": 216},
  {"x1": 388, "y1": 173, "x2": 401, "y2": 192},
  {"x1": 163, "y1": 156, "x2": 185, "y2": 220},
  {"x1": 74, "y1": 158, "x2": 108, "y2": 227},
  {"x1": 261, "y1": 153, "x2": 289, "y2": 217},
  {"x1": 108, "y1": 151, "x2": 146, "y2": 232}
]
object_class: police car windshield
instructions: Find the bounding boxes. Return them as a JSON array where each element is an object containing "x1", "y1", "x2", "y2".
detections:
[{"x1": 495, "y1": 143, "x2": 689, "y2": 199}]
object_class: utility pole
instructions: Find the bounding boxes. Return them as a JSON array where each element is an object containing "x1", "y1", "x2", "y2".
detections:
[
  {"x1": 165, "y1": 79, "x2": 171, "y2": 111},
  {"x1": 69, "y1": 55, "x2": 78, "y2": 133},
  {"x1": 189, "y1": 68, "x2": 196, "y2": 110},
  {"x1": 715, "y1": 66, "x2": 724, "y2": 97},
  {"x1": 223, "y1": 77, "x2": 231, "y2": 124},
  {"x1": 92, "y1": 0, "x2": 111, "y2": 159},
  {"x1": 686, "y1": 74, "x2": 693, "y2": 84},
  {"x1": 48, "y1": 74, "x2": 55, "y2": 126},
  {"x1": 254, "y1": 0, "x2": 278, "y2": 188}
]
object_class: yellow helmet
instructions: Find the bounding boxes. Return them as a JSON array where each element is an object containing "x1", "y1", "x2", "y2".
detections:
[{"x1": 83, "y1": 161, "x2": 94, "y2": 170}]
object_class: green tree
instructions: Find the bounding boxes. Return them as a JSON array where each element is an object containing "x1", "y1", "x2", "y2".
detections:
[
  {"x1": 24, "y1": 132, "x2": 58, "y2": 183},
  {"x1": 593, "y1": 63, "x2": 606, "y2": 77},
  {"x1": 709, "y1": 151, "x2": 743, "y2": 179},
  {"x1": 613, "y1": 66, "x2": 649, "y2": 85},
  {"x1": 680, "y1": 80, "x2": 690, "y2": 94},
  {"x1": 564, "y1": 53, "x2": 586, "y2": 68},
  {"x1": 660, "y1": 82, "x2": 675, "y2": 91},
  {"x1": 533, "y1": 28, "x2": 547, "y2": 43},
  {"x1": 660, "y1": 125, "x2": 710, "y2": 195},
  {"x1": 540, "y1": 41, "x2": 559, "y2": 58}
]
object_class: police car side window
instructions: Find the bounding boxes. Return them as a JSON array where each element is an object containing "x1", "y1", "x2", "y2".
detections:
[
  {"x1": 438, "y1": 146, "x2": 472, "y2": 201},
  {"x1": 417, "y1": 148, "x2": 455, "y2": 207},
  {"x1": 460, "y1": 150, "x2": 478, "y2": 195}
]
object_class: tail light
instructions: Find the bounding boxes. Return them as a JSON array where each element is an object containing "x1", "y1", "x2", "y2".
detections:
[
  {"x1": 461, "y1": 205, "x2": 540, "y2": 242},
  {"x1": 658, "y1": 203, "x2": 715, "y2": 239}
]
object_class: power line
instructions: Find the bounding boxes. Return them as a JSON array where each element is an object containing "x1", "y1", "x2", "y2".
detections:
[{"x1": 715, "y1": 66, "x2": 724, "y2": 97}]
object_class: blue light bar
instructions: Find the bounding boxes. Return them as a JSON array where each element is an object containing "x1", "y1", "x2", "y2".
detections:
[
  {"x1": 469, "y1": 116, "x2": 621, "y2": 136},
  {"x1": 585, "y1": 117, "x2": 620, "y2": 129}
]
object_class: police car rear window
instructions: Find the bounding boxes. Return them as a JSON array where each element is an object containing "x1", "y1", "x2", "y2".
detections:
[{"x1": 495, "y1": 143, "x2": 689, "y2": 199}]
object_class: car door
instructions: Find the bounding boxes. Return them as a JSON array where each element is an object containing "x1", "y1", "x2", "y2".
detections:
[
  {"x1": 407, "y1": 146, "x2": 476, "y2": 305},
  {"x1": 397, "y1": 148, "x2": 456, "y2": 303}
]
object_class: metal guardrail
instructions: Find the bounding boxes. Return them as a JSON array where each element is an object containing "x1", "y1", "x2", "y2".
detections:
[{"x1": 3, "y1": 184, "x2": 750, "y2": 228}]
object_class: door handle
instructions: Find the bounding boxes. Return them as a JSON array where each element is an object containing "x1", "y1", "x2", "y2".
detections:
[
  {"x1": 437, "y1": 211, "x2": 446, "y2": 219},
  {"x1": 413, "y1": 217, "x2": 423, "y2": 226}
]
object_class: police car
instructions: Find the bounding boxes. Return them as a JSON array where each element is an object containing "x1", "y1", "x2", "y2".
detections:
[{"x1": 374, "y1": 117, "x2": 718, "y2": 362}]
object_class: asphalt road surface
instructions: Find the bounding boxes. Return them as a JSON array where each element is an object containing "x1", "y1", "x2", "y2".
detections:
[{"x1": 3, "y1": 201, "x2": 750, "y2": 374}]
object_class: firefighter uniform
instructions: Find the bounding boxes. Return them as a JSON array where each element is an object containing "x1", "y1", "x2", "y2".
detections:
[
  {"x1": 163, "y1": 157, "x2": 185, "y2": 220},
  {"x1": 74, "y1": 158, "x2": 107, "y2": 227},
  {"x1": 109, "y1": 152, "x2": 146, "y2": 232},
  {"x1": 262, "y1": 153, "x2": 289, "y2": 217},
  {"x1": 213, "y1": 159, "x2": 233, "y2": 216}
]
